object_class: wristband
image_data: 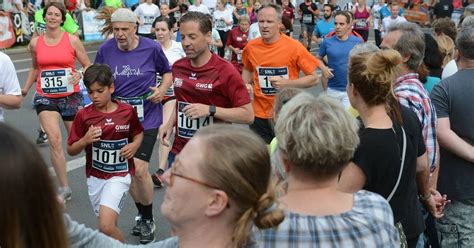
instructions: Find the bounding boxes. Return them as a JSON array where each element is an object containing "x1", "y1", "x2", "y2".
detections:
[
  {"x1": 209, "y1": 105, "x2": 216, "y2": 117},
  {"x1": 419, "y1": 193, "x2": 432, "y2": 201}
]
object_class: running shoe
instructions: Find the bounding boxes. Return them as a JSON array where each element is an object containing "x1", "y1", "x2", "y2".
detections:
[
  {"x1": 36, "y1": 129, "x2": 48, "y2": 146},
  {"x1": 131, "y1": 215, "x2": 143, "y2": 236},
  {"x1": 58, "y1": 187, "x2": 72, "y2": 203},
  {"x1": 140, "y1": 219, "x2": 156, "y2": 244},
  {"x1": 151, "y1": 169, "x2": 164, "y2": 188}
]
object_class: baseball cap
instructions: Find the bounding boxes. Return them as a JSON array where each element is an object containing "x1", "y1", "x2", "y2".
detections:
[{"x1": 111, "y1": 8, "x2": 137, "y2": 23}]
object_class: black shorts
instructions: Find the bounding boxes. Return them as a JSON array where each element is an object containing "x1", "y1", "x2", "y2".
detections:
[
  {"x1": 34, "y1": 93, "x2": 83, "y2": 121},
  {"x1": 250, "y1": 117, "x2": 274, "y2": 144},
  {"x1": 134, "y1": 128, "x2": 158, "y2": 162}
]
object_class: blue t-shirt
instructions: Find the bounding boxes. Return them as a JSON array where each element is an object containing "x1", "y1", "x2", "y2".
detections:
[
  {"x1": 124, "y1": 0, "x2": 139, "y2": 7},
  {"x1": 314, "y1": 18, "x2": 335, "y2": 38},
  {"x1": 319, "y1": 35, "x2": 362, "y2": 91},
  {"x1": 380, "y1": 6, "x2": 404, "y2": 19},
  {"x1": 422, "y1": 76, "x2": 441, "y2": 94},
  {"x1": 95, "y1": 37, "x2": 171, "y2": 130}
]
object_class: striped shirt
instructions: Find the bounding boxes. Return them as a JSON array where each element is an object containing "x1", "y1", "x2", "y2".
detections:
[
  {"x1": 253, "y1": 190, "x2": 400, "y2": 247},
  {"x1": 394, "y1": 73, "x2": 438, "y2": 172}
]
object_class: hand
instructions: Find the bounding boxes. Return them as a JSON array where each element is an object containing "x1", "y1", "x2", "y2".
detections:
[
  {"x1": 321, "y1": 66, "x2": 334, "y2": 79},
  {"x1": 183, "y1": 103, "x2": 211, "y2": 119},
  {"x1": 430, "y1": 188, "x2": 450, "y2": 215},
  {"x1": 147, "y1": 86, "x2": 163, "y2": 103},
  {"x1": 159, "y1": 123, "x2": 173, "y2": 147},
  {"x1": 269, "y1": 76, "x2": 289, "y2": 90},
  {"x1": 83, "y1": 125, "x2": 101, "y2": 145},
  {"x1": 69, "y1": 71, "x2": 82, "y2": 85},
  {"x1": 120, "y1": 142, "x2": 139, "y2": 159},
  {"x1": 246, "y1": 83, "x2": 252, "y2": 94},
  {"x1": 21, "y1": 88, "x2": 28, "y2": 97},
  {"x1": 423, "y1": 194, "x2": 444, "y2": 219}
]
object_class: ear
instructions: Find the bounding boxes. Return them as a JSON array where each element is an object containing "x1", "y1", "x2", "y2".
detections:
[
  {"x1": 401, "y1": 53, "x2": 410, "y2": 64},
  {"x1": 204, "y1": 190, "x2": 229, "y2": 217},
  {"x1": 205, "y1": 30, "x2": 212, "y2": 44},
  {"x1": 454, "y1": 48, "x2": 461, "y2": 62},
  {"x1": 110, "y1": 83, "x2": 115, "y2": 94}
]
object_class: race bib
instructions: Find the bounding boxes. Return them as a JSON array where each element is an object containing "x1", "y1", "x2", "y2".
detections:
[
  {"x1": 116, "y1": 96, "x2": 144, "y2": 122},
  {"x1": 355, "y1": 19, "x2": 367, "y2": 29},
  {"x1": 37, "y1": 22, "x2": 46, "y2": 35},
  {"x1": 92, "y1": 139, "x2": 129, "y2": 173},
  {"x1": 177, "y1": 101, "x2": 214, "y2": 139},
  {"x1": 237, "y1": 51, "x2": 242, "y2": 64},
  {"x1": 156, "y1": 75, "x2": 174, "y2": 97},
  {"x1": 302, "y1": 14, "x2": 313, "y2": 23},
  {"x1": 216, "y1": 19, "x2": 226, "y2": 29},
  {"x1": 143, "y1": 15, "x2": 155, "y2": 25},
  {"x1": 40, "y1": 69, "x2": 73, "y2": 94},
  {"x1": 257, "y1": 66, "x2": 289, "y2": 95}
]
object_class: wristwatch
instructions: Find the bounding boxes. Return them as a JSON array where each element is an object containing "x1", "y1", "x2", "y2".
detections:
[{"x1": 209, "y1": 105, "x2": 216, "y2": 117}]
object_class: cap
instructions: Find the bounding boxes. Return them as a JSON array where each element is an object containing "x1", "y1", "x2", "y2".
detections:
[{"x1": 111, "y1": 8, "x2": 137, "y2": 23}]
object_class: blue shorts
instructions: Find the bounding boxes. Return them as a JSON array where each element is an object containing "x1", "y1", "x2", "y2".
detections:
[{"x1": 34, "y1": 93, "x2": 83, "y2": 121}]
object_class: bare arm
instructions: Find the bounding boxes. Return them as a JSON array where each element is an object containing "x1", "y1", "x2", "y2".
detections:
[
  {"x1": 22, "y1": 38, "x2": 39, "y2": 96},
  {"x1": 0, "y1": 95, "x2": 21, "y2": 109},
  {"x1": 183, "y1": 102, "x2": 254, "y2": 124},
  {"x1": 338, "y1": 162, "x2": 366, "y2": 193},
  {"x1": 70, "y1": 34, "x2": 91, "y2": 69},
  {"x1": 270, "y1": 70, "x2": 319, "y2": 89},
  {"x1": 437, "y1": 117, "x2": 474, "y2": 163}
]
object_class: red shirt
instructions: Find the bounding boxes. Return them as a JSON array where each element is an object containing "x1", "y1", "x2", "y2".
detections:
[
  {"x1": 282, "y1": 6, "x2": 295, "y2": 20},
  {"x1": 226, "y1": 27, "x2": 249, "y2": 73},
  {"x1": 171, "y1": 54, "x2": 251, "y2": 154},
  {"x1": 68, "y1": 101, "x2": 144, "y2": 179}
]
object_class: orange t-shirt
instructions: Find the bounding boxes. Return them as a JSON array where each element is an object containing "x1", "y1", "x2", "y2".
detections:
[{"x1": 242, "y1": 34, "x2": 319, "y2": 119}]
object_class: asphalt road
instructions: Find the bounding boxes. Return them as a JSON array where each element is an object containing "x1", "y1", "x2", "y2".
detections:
[{"x1": 5, "y1": 25, "x2": 333, "y2": 244}]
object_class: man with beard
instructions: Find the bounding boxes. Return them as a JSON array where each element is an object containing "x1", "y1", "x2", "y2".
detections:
[{"x1": 312, "y1": 4, "x2": 335, "y2": 45}]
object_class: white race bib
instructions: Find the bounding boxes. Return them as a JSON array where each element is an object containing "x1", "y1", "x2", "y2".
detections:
[
  {"x1": 116, "y1": 96, "x2": 144, "y2": 122},
  {"x1": 177, "y1": 101, "x2": 214, "y2": 139},
  {"x1": 143, "y1": 15, "x2": 155, "y2": 25},
  {"x1": 92, "y1": 139, "x2": 129, "y2": 173},
  {"x1": 237, "y1": 51, "x2": 243, "y2": 64},
  {"x1": 40, "y1": 68, "x2": 73, "y2": 94},
  {"x1": 355, "y1": 19, "x2": 367, "y2": 29},
  {"x1": 216, "y1": 19, "x2": 226, "y2": 29},
  {"x1": 303, "y1": 14, "x2": 313, "y2": 23},
  {"x1": 257, "y1": 66, "x2": 289, "y2": 95}
]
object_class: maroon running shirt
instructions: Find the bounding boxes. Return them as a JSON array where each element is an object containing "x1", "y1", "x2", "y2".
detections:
[
  {"x1": 68, "y1": 101, "x2": 144, "y2": 179},
  {"x1": 171, "y1": 54, "x2": 251, "y2": 154}
]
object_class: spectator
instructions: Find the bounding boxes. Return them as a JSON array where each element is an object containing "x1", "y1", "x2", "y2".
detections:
[
  {"x1": 135, "y1": 0, "x2": 161, "y2": 39},
  {"x1": 0, "y1": 52, "x2": 22, "y2": 122},
  {"x1": 435, "y1": 34, "x2": 455, "y2": 67},
  {"x1": 433, "y1": 0, "x2": 454, "y2": 19}
]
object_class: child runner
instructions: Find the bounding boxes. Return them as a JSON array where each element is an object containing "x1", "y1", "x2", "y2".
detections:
[{"x1": 67, "y1": 64, "x2": 144, "y2": 242}]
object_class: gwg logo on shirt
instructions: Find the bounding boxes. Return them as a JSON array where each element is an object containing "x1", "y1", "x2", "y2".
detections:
[
  {"x1": 195, "y1": 83, "x2": 213, "y2": 91},
  {"x1": 115, "y1": 124, "x2": 130, "y2": 132}
]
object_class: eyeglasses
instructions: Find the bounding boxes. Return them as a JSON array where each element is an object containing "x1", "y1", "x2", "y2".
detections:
[{"x1": 169, "y1": 165, "x2": 219, "y2": 190}]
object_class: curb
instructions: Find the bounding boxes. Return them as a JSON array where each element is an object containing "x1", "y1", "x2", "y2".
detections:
[{"x1": 3, "y1": 40, "x2": 104, "y2": 56}]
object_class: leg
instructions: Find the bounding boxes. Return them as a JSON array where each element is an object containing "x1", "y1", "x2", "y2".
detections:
[
  {"x1": 306, "y1": 25, "x2": 314, "y2": 49},
  {"x1": 375, "y1": 29, "x2": 382, "y2": 47},
  {"x1": 436, "y1": 198, "x2": 474, "y2": 247},
  {"x1": 158, "y1": 100, "x2": 175, "y2": 172},
  {"x1": 98, "y1": 205, "x2": 124, "y2": 242},
  {"x1": 39, "y1": 110, "x2": 69, "y2": 188},
  {"x1": 130, "y1": 159, "x2": 153, "y2": 206}
]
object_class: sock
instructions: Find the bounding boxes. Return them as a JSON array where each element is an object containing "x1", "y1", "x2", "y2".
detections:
[
  {"x1": 141, "y1": 204, "x2": 153, "y2": 221},
  {"x1": 135, "y1": 202, "x2": 143, "y2": 216}
]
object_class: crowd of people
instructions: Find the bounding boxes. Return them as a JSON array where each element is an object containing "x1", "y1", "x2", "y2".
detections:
[{"x1": 1, "y1": 0, "x2": 474, "y2": 247}]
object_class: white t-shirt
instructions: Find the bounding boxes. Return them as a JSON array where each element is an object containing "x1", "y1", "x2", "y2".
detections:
[
  {"x1": 371, "y1": 3, "x2": 385, "y2": 30},
  {"x1": 441, "y1": 59, "x2": 458, "y2": 79},
  {"x1": 0, "y1": 52, "x2": 21, "y2": 122},
  {"x1": 210, "y1": 28, "x2": 221, "y2": 54},
  {"x1": 202, "y1": 0, "x2": 217, "y2": 10},
  {"x1": 248, "y1": 22, "x2": 261, "y2": 40},
  {"x1": 382, "y1": 15, "x2": 407, "y2": 37},
  {"x1": 134, "y1": 3, "x2": 161, "y2": 34},
  {"x1": 189, "y1": 4, "x2": 210, "y2": 14},
  {"x1": 213, "y1": 9, "x2": 233, "y2": 31},
  {"x1": 163, "y1": 40, "x2": 186, "y2": 65}
]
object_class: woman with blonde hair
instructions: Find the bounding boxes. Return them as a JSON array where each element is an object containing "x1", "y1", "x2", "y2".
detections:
[
  {"x1": 338, "y1": 46, "x2": 446, "y2": 247},
  {"x1": 435, "y1": 34, "x2": 455, "y2": 67}
]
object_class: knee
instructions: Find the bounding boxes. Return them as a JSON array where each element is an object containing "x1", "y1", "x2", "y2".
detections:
[
  {"x1": 48, "y1": 133, "x2": 62, "y2": 150},
  {"x1": 134, "y1": 162, "x2": 149, "y2": 178}
]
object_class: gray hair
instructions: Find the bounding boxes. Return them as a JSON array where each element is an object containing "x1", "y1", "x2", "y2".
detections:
[
  {"x1": 258, "y1": 3, "x2": 282, "y2": 21},
  {"x1": 456, "y1": 28, "x2": 474, "y2": 60},
  {"x1": 275, "y1": 93, "x2": 360, "y2": 180},
  {"x1": 461, "y1": 15, "x2": 474, "y2": 29},
  {"x1": 239, "y1": 14, "x2": 250, "y2": 23},
  {"x1": 387, "y1": 22, "x2": 425, "y2": 71},
  {"x1": 349, "y1": 43, "x2": 380, "y2": 57}
]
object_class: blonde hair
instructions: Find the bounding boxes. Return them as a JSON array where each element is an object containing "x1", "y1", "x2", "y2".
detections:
[
  {"x1": 435, "y1": 34, "x2": 455, "y2": 67},
  {"x1": 275, "y1": 93, "x2": 360, "y2": 180},
  {"x1": 195, "y1": 124, "x2": 284, "y2": 248}
]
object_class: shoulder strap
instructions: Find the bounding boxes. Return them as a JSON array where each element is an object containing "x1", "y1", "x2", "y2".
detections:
[{"x1": 387, "y1": 126, "x2": 406, "y2": 202}]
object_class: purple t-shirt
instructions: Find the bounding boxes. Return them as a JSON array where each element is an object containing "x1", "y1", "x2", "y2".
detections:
[{"x1": 95, "y1": 37, "x2": 171, "y2": 130}]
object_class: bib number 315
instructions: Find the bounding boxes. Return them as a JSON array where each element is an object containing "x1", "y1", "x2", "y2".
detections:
[{"x1": 40, "y1": 69, "x2": 73, "y2": 94}]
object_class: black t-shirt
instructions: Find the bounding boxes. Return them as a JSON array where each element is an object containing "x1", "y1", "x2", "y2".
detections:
[
  {"x1": 352, "y1": 106, "x2": 425, "y2": 239},
  {"x1": 299, "y1": 2, "x2": 318, "y2": 24},
  {"x1": 434, "y1": 0, "x2": 454, "y2": 18}
]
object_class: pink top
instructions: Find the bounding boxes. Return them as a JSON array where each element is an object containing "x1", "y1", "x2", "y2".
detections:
[{"x1": 354, "y1": 5, "x2": 370, "y2": 31}]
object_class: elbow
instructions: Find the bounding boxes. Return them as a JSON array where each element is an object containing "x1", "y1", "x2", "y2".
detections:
[
  {"x1": 12, "y1": 96, "x2": 22, "y2": 109},
  {"x1": 67, "y1": 146, "x2": 79, "y2": 156},
  {"x1": 245, "y1": 114, "x2": 255, "y2": 124}
]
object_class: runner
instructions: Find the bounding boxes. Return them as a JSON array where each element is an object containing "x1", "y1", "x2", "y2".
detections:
[
  {"x1": 0, "y1": 51, "x2": 22, "y2": 122},
  {"x1": 213, "y1": 0, "x2": 233, "y2": 57},
  {"x1": 151, "y1": 16, "x2": 186, "y2": 187},
  {"x1": 134, "y1": 0, "x2": 161, "y2": 39},
  {"x1": 242, "y1": 3, "x2": 320, "y2": 144},
  {"x1": 312, "y1": 3, "x2": 335, "y2": 45},
  {"x1": 33, "y1": 0, "x2": 79, "y2": 37},
  {"x1": 226, "y1": 14, "x2": 250, "y2": 73},
  {"x1": 67, "y1": 64, "x2": 144, "y2": 242},
  {"x1": 298, "y1": 0, "x2": 318, "y2": 50},
  {"x1": 371, "y1": 0, "x2": 386, "y2": 47},
  {"x1": 94, "y1": 8, "x2": 172, "y2": 244},
  {"x1": 22, "y1": 2, "x2": 90, "y2": 202},
  {"x1": 318, "y1": 11, "x2": 362, "y2": 109},
  {"x1": 159, "y1": 11, "x2": 253, "y2": 164},
  {"x1": 352, "y1": 0, "x2": 371, "y2": 42}
]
